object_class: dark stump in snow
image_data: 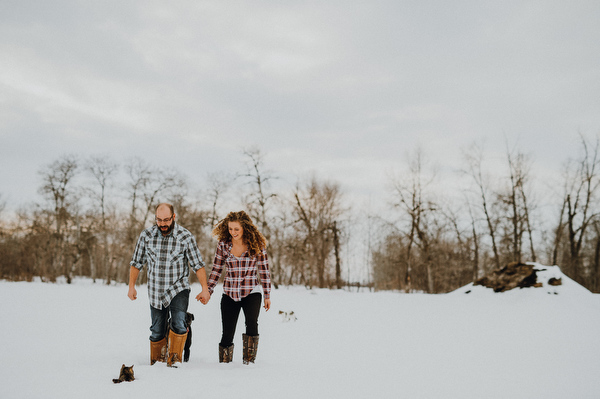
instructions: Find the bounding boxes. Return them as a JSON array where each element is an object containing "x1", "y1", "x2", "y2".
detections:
[{"x1": 473, "y1": 262, "x2": 543, "y2": 292}]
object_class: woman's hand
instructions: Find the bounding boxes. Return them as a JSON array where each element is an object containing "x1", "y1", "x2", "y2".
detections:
[{"x1": 263, "y1": 298, "x2": 271, "y2": 311}]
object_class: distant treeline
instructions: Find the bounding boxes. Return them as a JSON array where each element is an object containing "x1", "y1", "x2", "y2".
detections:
[{"x1": 1, "y1": 137, "x2": 600, "y2": 293}]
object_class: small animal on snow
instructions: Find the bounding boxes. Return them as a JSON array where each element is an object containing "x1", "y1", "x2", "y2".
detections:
[{"x1": 112, "y1": 364, "x2": 134, "y2": 383}]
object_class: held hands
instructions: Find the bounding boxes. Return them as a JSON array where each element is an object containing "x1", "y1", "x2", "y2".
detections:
[{"x1": 196, "y1": 290, "x2": 211, "y2": 305}]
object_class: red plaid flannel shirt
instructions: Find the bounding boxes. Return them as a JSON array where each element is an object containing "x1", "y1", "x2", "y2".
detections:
[{"x1": 207, "y1": 240, "x2": 271, "y2": 301}]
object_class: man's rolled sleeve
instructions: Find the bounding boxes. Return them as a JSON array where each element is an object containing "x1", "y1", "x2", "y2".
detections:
[
  {"x1": 130, "y1": 234, "x2": 146, "y2": 270},
  {"x1": 186, "y1": 236, "x2": 205, "y2": 273}
]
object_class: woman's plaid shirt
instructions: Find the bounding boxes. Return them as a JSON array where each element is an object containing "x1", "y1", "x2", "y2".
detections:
[
  {"x1": 207, "y1": 240, "x2": 271, "y2": 302},
  {"x1": 130, "y1": 223, "x2": 205, "y2": 309}
]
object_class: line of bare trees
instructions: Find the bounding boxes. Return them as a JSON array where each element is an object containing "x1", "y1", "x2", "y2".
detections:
[
  {"x1": 0, "y1": 148, "x2": 350, "y2": 290},
  {"x1": 371, "y1": 135, "x2": 600, "y2": 293},
  {"x1": 2, "y1": 136, "x2": 600, "y2": 293}
]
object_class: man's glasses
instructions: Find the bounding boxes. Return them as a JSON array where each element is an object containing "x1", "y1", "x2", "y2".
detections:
[{"x1": 156, "y1": 216, "x2": 173, "y2": 223}]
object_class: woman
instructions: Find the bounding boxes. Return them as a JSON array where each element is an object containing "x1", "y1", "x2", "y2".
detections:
[{"x1": 207, "y1": 211, "x2": 271, "y2": 364}]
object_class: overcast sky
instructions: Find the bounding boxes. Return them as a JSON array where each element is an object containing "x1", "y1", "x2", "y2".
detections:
[{"x1": 2, "y1": 1, "x2": 599, "y2": 214}]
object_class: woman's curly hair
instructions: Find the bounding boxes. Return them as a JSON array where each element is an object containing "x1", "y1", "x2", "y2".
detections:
[{"x1": 212, "y1": 211, "x2": 267, "y2": 257}]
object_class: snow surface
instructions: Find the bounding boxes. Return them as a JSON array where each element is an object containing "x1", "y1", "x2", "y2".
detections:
[{"x1": 2, "y1": 263, "x2": 600, "y2": 399}]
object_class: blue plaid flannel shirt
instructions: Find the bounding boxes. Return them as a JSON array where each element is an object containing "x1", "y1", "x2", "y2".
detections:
[{"x1": 130, "y1": 223, "x2": 205, "y2": 309}]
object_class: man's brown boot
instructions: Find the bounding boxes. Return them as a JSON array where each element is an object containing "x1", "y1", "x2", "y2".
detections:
[
  {"x1": 167, "y1": 329, "x2": 188, "y2": 367},
  {"x1": 150, "y1": 337, "x2": 167, "y2": 365}
]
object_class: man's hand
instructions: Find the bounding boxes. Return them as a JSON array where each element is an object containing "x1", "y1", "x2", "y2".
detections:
[
  {"x1": 196, "y1": 290, "x2": 210, "y2": 305},
  {"x1": 194, "y1": 268, "x2": 210, "y2": 305},
  {"x1": 128, "y1": 266, "x2": 140, "y2": 301},
  {"x1": 128, "y1": 286, "x2": 137, "y2": 301}
]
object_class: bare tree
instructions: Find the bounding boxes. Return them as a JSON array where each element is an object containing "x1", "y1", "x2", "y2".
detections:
[
  {"x1": 464, "y1": 142, "x2": 501, "y2": 269},
  {"x1": 466, "y1": 199, "x2": 480, "y2": 280},
  {"x1": 391, "y1": 148, "x2": 437, "y2": 293},
  {"x1": 86, "y1": 156, "x2": 118, "y2": 283},
  {"x1": 240, "y1": 147, "x2": 282, "y2": 284},
  {"x1": 38, "y1": 155, "x2": 79, "y2": 281},
  {"x1": 241, "y1": 147, "x2": 277, "y2": 239},
  {"x1": 371, "y1": 226, "x2": 405, "y2": 290},
  {"x1": 141, "y1": 170, "x2": 185, "y2": 226},
  {"x1": 519, "y1": 180, "x2": 537, "y2": 263},
  {"x1": 205, "y1": 171, "x2": 232, "y2": 228},
  {"x1": 291, "y1": 175, "x2": 346, "y2": 288},
  {"x1": 499, "y1": 144, "x2": 536, "y2": 263},
  {"x1": 442, "y1": 202, "x2": 478, "y2": 281},
  {"x1": 124, "y1": 157, "x2": 152, "y2": 243},
  {"x1": 124, "y1": 158, "x2": 184, "y2": 234},
  {"x1": 557, "y1": 135, "x2": 600, "y2": 281},
  {"x1": 332, "y1": 220, "x2": 342, "y2": 289},
  {"x1": 551, "y1": 185, "x2": 568, "y2": 267},
  {"x1": 592, "y1": 221, "x2": 600, "y2": 292}
]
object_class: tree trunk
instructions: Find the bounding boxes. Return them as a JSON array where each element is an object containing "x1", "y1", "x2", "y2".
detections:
[{"x1": 332, "y1": 221, "x2": 342, "y2": 289}]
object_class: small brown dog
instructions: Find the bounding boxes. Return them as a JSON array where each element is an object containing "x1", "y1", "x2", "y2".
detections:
[{"x1": 112, "y1": 364, "x2": 134, "y2": 383}]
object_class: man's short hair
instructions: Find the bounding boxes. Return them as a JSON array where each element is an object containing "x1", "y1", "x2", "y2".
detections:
[{"x1": 155, "y1": 203, "x2": 175, "y2": 215}]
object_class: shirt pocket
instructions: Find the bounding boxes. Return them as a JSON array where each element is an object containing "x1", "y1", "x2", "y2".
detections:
[
  {"x1": 225, "y1": 255, "x2": 242, "y2": 281},
  {"x1": 169, "y1": 248, "x2": 185, "y2": 267},
  {"x1": 244, "y1": 260, "x2": 257, "y2": 277},
  {"x1": 146, "y1": 246, "x2": 158, "y2": 279},
  {"x1": 146, "y1": 246, "x2": 157, "y2": 263}
]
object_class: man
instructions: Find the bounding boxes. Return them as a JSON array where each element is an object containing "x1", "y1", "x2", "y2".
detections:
[{"x1": 128, "y1": 203, "x2": 210, "y2": 367}]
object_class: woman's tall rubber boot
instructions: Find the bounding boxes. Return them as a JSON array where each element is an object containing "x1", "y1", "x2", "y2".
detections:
[
  {"x1": 242, "y1": 334, "x2": 259, "y2": 364},
  {"x1": 219, "y1": 344, "x2": 234, "y2": 363}
]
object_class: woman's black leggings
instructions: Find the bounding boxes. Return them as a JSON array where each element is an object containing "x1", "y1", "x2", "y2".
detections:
[{"x1": 220, "y1": 292, "x2": 262, "y2": 347}]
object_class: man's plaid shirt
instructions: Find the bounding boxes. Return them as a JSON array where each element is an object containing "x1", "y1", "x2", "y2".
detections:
[
  {"x1": 130, "y1": 223, "x2": 205, "y2": 309},
  {"x1": 207, "y1": 240, "x2": 271, "y2": 302}
]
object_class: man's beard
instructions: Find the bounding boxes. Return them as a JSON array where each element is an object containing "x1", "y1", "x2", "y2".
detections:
[{"x1": 158, "y1": 221, "x2": 175, "y2": 236}]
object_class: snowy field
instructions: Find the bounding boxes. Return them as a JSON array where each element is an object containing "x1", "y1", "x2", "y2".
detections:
[{"x1": 2, "y1": 264, "x2": 600, "y2": 399}]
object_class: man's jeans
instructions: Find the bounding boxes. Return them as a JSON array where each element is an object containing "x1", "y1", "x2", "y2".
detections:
[{"x1": 149, "y1": 289, "x2": 190, "y2": 342}]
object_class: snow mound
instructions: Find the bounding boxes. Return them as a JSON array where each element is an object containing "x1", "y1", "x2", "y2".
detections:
[{"x1": 451, "y1": 263, "x2": 592, "y2": 296}]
